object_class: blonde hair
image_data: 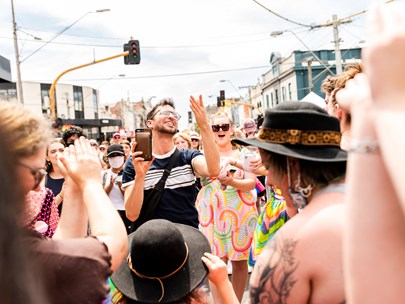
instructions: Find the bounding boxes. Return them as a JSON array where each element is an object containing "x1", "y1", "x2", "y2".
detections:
[
  {"x1": 0, "y1": 102, "x2": 52, "y2": 158},
  {"x1": 210, "y1": 111, "x2": 233, "y2": 126},
  {"x1": 173, "y1": 132, "x2": 192, "y2": 148}
]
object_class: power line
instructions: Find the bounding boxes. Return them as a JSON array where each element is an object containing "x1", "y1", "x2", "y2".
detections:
[
  {"x1": 35, "y1": 65, "x2": 271, "y2": 82},
  {"x1": 252, "y1": 0, "x2": 314, "y2": 28}
]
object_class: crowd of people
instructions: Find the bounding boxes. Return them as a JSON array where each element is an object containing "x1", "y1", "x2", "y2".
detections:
[{"x1": 1, "y1": 3, "x2": 405, "y2": 304}]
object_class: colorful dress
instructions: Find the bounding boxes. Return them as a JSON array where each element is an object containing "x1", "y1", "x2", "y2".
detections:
[
  {"x1": 248, "y1": 185, "x2": 288, "y2": 266},
  {"x1": 196, "y1": 151, "x2": 258, "y2": 261}
]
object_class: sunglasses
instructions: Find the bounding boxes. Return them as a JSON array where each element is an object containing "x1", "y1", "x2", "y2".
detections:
[
  {"x1": 90, "y1": 143, "x2": 99, "y2": 147},
  {"x1": 191, "y1": 138, "x2": 199, "y2": 142},
  {"x1": 19, "y1": 162, "x2": 47, "y2": 190},
  {"x1": 211, "y1": 124, "x2": 230, "y2": 132},
  {"x1": 113, "y1": 135, "x2": 121, "y2": 139},
  {"x1": 150, "y1": 110, "x2": 181, "y2": 120}
]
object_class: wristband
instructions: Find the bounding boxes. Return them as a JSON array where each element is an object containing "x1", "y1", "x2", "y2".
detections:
[{"x1": 349, "y1": 138, "x2": 379, "y2": 154}]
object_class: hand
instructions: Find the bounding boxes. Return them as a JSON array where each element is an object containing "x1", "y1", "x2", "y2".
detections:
[
  {"x1": 58, "y1": 137, "x2": 102, "y2": 189},
  {"x1": 201, "y1": 253, "x2": 229, "y2": 288},
  {"x1": 217, "y1": 171, "x2": 233, "y2": 186},
  {"x1": 190, "y1": 95, "x2": 209, "y2": 129},
  {"x1": 131, "y1": 142, "x2": 154, "y2": 177},
  {"x1": 364, "y1": 3, "x2": 405, "y2": 108}
]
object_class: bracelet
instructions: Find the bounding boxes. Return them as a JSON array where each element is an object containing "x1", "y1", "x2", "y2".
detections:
[{"x1": 349, "y1": 138, "x2": 379, "y2": 154}]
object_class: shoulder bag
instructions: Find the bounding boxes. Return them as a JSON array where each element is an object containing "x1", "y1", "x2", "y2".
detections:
[{"x1": 129, "y1": 149, "x2": 180, "y2": 232}]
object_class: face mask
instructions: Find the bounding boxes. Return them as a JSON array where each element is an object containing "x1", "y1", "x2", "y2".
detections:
[
  {"x1": 109, "y1": 156, "x2": 124, "y2": 169},
  {"x1": 287, "y1": 159, "x2": 313, "y2": 212}
]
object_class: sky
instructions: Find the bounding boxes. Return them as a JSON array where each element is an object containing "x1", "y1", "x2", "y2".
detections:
[{"x1": 0, "y1": 0, "x2": 396, "y2": 129}]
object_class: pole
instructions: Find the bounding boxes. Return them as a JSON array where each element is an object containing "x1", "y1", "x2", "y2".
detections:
[
  {"x1": 11, "y1": 0, "x2": 24, "y2": 104},
  {"x1": 49, "y1": 51, "x2": 129, "y2": 119},
  {"x1": 333, "y1": 14, "x2": 343, "y2": 74},
  {"x1": 307, "y1": 57, "x2": 313, "y2": 92}
]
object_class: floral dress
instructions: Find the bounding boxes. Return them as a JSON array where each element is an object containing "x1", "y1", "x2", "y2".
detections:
[{"x1": 196, "y1": 151, "x2": 258, "y2": 261}]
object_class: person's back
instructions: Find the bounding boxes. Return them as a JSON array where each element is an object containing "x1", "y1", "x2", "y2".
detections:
[{"x1": 250, "y1": 190, "x2": 345, "y2": 303}]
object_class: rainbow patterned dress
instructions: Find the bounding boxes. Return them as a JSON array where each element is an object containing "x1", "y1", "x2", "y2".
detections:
[
  {"x1": 196, "y1": 152, "x2": 258, "y2": 261},
  {"x1": 248, "y1": 185, "x2": 288, "y2": 266}
]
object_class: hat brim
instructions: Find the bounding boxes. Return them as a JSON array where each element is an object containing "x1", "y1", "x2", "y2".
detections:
[
  {"x1": 232, "y1": 137, "x2": 347, "y2": 162},
  {"x1": 111, "y1": 223, "x2": 210, "y2": 303},
  {"x1": 107, "y1": 151, "x2": 125, "y2": 157}
]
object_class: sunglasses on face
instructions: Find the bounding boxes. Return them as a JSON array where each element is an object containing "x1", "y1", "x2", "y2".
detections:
[
  {"x1": 151, "y1": 110, "x2": 181, "y2": 120},
  {"x1": 191, "y1": 138, "x2": 199, "y2": 142},
  {"x1": 19, "y1": 163, "x2": 47, "y2": 190},
  {"x1": 90, "y1": 143, "x2": 98, "y2": 147},
  {"x1": 211, "y1": 124, "x2": 230, "y2": 132}
]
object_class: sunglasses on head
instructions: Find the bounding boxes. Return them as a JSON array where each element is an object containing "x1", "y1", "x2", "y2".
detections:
[
  {"x1": 19, "y1": 162, "x2": 47, "y2": 190},
  {"x1": 211, "y1": 124, "x2": 230, "y2": 132}
]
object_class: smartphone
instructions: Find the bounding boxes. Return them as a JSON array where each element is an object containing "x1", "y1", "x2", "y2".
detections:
[{"x1": 135, "y1": 128, "x2": 152, "y2": 161}]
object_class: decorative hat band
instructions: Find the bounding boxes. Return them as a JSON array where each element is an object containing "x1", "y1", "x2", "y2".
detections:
[
  {"x1": 127, "y1": 242, "x2": 189, "y2": 302},
  {"x1": 258, "y1": 128, "x2": 341, "y2": 146}
]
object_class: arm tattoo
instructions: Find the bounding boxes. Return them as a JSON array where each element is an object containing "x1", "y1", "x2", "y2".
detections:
[{"x1": 250, "y1": 237, "x2": 299, "y2": 304}]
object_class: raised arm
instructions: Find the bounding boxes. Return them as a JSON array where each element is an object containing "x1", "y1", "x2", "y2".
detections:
[
  {"x1": 337, "y1": 4, "x2": 405, "y2": 298},
  {"x1": 59, "y1": 137, "x2": 127, "y2": 271},
  {"x1": 190, "y1": 95, "x2": 220, "y2": 177},
  {"x1": 202, "y1": 252, "x2": 240, "y2": 304},
  {"x1": 124, "y1": 143, "x2": 154, "y2": 221}
]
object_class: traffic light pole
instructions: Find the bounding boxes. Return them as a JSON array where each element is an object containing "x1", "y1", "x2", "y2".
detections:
[
  {"x1": 49, "y1": 51, "x2": 129, "y2": 119},
  {"x1": 222, "y1": 99, "x2": 256, "y2": 108}
]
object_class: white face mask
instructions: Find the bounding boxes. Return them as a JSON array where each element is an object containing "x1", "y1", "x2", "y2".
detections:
[{"x1": 109, "y1": 156, "x2": 125, "y2": 169}]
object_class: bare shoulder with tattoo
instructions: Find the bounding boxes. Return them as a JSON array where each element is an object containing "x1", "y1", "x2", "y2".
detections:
[{"x1": 249, "y1": 203, "x2": 346, "y2": 304}]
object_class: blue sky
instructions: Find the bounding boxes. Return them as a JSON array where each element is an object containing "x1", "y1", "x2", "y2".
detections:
[{"x1": 0, "y1": 0, "x2": 392, "y2": 129}]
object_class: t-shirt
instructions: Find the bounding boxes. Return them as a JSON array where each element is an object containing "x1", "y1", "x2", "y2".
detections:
[
  {"x1": 101, "y1": 169, "x2": 125, "y2": 211},
  {"x1": 122, "y1": 147, "x2": 203, "y2": 228},
  {"x1": 24, "y1": 232, "x2": 112, "y2": 304}
]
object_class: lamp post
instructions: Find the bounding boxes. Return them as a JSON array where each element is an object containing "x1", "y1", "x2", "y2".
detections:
[
  {"x1": 270, "y1": 30, "x2": 335, "y2": 75},
  {"x1": 20, "y1": 9, "x2": 110, "y2": 63},
  {"x1": 219, "y1": 79, "x2": 242, "y2": 98},
  {"x1": 11, "y1": 0, "x2": 23, "y2": 104}
]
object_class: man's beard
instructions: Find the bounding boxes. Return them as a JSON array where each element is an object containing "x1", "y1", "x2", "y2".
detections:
[{"x1": 154, "y1": 123, "x2": 177, "y2": 135}]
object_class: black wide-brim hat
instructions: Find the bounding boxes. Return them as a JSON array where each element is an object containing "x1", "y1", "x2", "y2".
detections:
[
  {"x1": 111, "y1": 219, "x2": 210, "y2": 303},
  {"x1": 233, "y1": 101, "x2": 347, "y2": 162}
]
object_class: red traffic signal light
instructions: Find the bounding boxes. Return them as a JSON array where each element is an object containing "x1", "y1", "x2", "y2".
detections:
[
  {"x1": 220, "y1": 90, "x2": 225, "y2": 101},
  {"x1": 124, "y1": 40, "x2": 141, "y2": 65}
]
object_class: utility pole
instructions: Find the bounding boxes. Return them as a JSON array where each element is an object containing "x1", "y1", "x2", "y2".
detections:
[
  {"x1": 306, "y1": 57, "x2": 314, "y2": 92},
  {"x1": 11, "y1": 0, "x2": 24, "y2": 104},
  {"x1": 332, "y1": 14, "x2": 343, "y2": 75}
]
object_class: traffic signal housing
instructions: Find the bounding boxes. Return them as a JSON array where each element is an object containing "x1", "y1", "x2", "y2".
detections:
[
  {"x1": 220, "y1": 90, "x2": 225, "y2": 101},
  {"x1": 217, "y1": 90, "x2": 226, "y2": 107},
  {"x1": 124, "y1": 40, "x2": 141, "y2": 65}
]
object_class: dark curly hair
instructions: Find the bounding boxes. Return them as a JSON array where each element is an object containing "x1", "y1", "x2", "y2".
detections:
[{"x1": 62, "y1": 126, "x2": 85, "y2": 146}]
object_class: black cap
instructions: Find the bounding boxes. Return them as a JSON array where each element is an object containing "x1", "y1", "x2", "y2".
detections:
[{"x1": 107, "y1": 144, "x2": 124, "y2": 157}]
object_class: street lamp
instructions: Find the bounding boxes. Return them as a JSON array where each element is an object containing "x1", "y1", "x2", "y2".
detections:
[
  {"x1": 20, "y1": 8, "x2": 110, "y2": 63},
  {"x1": 270, "y1": 30, "x2": 335, "y2": 75},
  {"x1": 219, "y1": 79, "x2": 242, "y2": 98}
]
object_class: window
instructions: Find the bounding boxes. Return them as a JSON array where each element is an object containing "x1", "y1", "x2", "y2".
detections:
[
  {"x1": 270, "y1": 92, "x2": 274, "y2": 107},
  {"x1": 275, "y1": 89, "x2": 279, "y2": 104},
  {"x1": 282, "y1": 86, "x2": 286, "y2": 102},
  {"x1": 73, "y1": 86, "x2": 84, "y2": 119},
  {"x1": 288, "y1": 83, "x2": 292, "y2": 100},
  {"x1": 40, "y1": 83, "x2": 52, "y2": 114},
  {"x1": 266, "y1": 95, "x2": 270, "y2": 108},
  {"x1": 92, "y1": 89, "x2": 98, "y2": 119}
]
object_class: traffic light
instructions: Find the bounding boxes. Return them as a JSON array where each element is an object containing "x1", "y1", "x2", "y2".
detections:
[
  {"x1": 217, "y1": 97, "x2": 225, "y2": 107},
  {"x1": 220, "y1": 90, "x2": 225, "y2": 101},
  {"x1": 217, "y1": 90, "x2": 225, "y2": 107},
  {"x1": 188, "y1": 111, "x2": 193, "y2": 124},
  {"x1": 124, "y1": 40, "x2": 141, "y2": 65}
]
